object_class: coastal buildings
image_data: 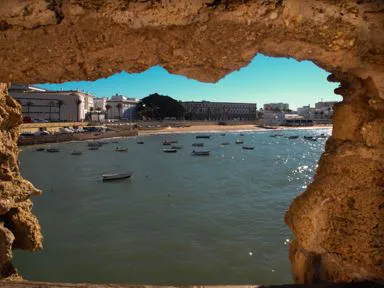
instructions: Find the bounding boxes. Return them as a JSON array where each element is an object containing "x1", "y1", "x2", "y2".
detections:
[
  {"x1": 9, "y1": 84, "x2": 92, "y2": 122},
  {"x1": 106, "y1": 94, "x2": 139, "y2": 120},
  {"x1": 182, "y1": 101, "x2": 257, "y2": 121},
  {"x1": 263, "y1": 103, "x2": 290, "y2": 111}
]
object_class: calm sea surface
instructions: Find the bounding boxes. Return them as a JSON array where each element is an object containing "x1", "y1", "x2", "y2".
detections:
[{"x1": 15, "y1": 128, "x2": 330, "y2": 285}]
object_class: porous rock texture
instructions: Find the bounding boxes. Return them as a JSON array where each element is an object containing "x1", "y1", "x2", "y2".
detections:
[{"x1": 0, "y1": 0, "x2": 383, "y2": 284}]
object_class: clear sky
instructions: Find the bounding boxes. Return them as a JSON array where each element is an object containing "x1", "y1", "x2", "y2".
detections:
[{"x1": 39, "y1": 54, "x2": 340, "y2": 110}]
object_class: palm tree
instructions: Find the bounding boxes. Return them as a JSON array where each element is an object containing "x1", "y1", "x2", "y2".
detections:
[
  {"x1": 75, "y1": 99, "x2": 82, "y2": 121},
  {"x1": 48, "y1": 101, "x2": 56, "y2": 121},
  {"x1": 57, "y1": 100, "x2": 64, "y2": 121},
  {"x1": 26, "y1": 101, "x2": 34, "y2": 116},
  {"x1": 105, "y1": 104, "x2": 112, "y2": 120},
  {"x1": 116, "y1": 103, "x2": 123, "y2": 120}
]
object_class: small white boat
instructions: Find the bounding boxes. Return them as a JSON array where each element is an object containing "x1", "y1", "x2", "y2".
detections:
[
  {"x1": 235, "y1": 139, "x2": 244, "y2": 144},
  {"x1": 102, "y1": 171, "x2": 133, "y2": 182},
  {"x1": 70, "y1": 150, "x2": 83, "y2": 155},
  {"x1": 220, "y1": 142, "x2": 230, "y2": 146}
]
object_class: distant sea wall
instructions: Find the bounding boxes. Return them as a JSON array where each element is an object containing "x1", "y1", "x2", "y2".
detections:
[{"x1": 18, "y1": 130, "x2": 138, "y2": 146}]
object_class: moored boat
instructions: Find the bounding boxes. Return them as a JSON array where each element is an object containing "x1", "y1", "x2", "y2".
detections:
[
  {"x1": 169, "y1": 140, "x2": 178, "y2": 143},
  {"x1": 191, "y1": 150, "x2": 210, "y2": 156},
  {"x1": 102, "y1": 171, "x2": 133, "y2": 182},
  {"x1": 162, "y1": 141, "x2": 171, "y2": 146},
  {"x1": 235, "y1": 139, "x2": 244, "y2": 144},
  {"x1": 70, "y1": 150, "x2": 83, "y2": 155},
  {"x1": 270, "y1": 134, "x2": 284, "y2": 138},
  {"x1": 46, "y1": 148, "x2": 59, "y2": 153},
  {"x1": 221, "y1": 133, "x2": 226, "y2": 136},
  {"x1": 242, "y1": 146, "x2": 254, "y2": 150},
  {"x1": 220, "y1": 142, "x2": 230, "y2": 146},
  {"x1": 316, "y1": 133, "x2": 327, "y2": 139},
  {"x1": 171, "y1": 146, "x2": 182, "y2": 149},
  {"x1": 196, "y1": 135, "x2": 210, "y2": 139},
  {"x1": 163, "y1": 149, "x2": 177, "y2": 153},
  {"x1": 137, "y1": 141, "x2": 144, "y2": 144},
  {"x1": 88, "y1": 147, "x2": 99, "y2": 151},
  {"x1": 288, "y1": 136, "x2": 299, "y2": 139},
  {"x1": 88, "y1": 142, "x2": 102, "y2": 147},
  {"x1": 36, "y1": 148, "x2": 45, "y2": 152},
  {"x1": 115, "y1": 147, "x2": 128, "y2": 152},
  {"x1": 192, "y1": 143, "x2": 204, "y2": 147}
]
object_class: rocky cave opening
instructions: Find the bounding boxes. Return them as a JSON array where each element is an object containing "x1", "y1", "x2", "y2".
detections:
[{"x1": 0, "y1": 0, "x2": 383, "y2": 285}]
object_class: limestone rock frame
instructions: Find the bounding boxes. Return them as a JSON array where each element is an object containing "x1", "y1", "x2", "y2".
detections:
[{"x1": 0, "y1": 0, "x2": 383, "y2": 284}]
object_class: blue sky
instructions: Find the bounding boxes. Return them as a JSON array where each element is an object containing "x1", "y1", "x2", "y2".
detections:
[{"x1": 39, "y1": 54, "x2": 340, "y2": 110}]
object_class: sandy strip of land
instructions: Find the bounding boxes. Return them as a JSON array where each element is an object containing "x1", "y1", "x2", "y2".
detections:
[{"x1": 138, "y1": 124, "x2": 332, "y2": 136}]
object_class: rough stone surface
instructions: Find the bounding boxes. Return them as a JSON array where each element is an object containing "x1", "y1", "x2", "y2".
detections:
[
  {"x1": 0, "y1": 0, "x2": 383, "y2": 284},
  {"x1": 0, "y1": 84, "x2": 42, "y2": 279}
]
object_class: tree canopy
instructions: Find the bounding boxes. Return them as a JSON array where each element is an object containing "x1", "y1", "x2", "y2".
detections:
[{"x1": 137, "y1": 93, "x2": 185, "y2": 120}]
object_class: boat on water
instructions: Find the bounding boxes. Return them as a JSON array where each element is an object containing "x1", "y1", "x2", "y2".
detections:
[
  {"x1": 36, "y1": 148, "x2": 45, "y2": 152},
  {"x1": 240, "y1": 133, "x2": 245, "y2": 136},
  {"x1": 102, "y1": 171, "x2": 133, "y2": 182},
  {"x1": 270, "y1": 134, "x2": 284, "y2": 138},
  {"x1": 111, "y1": 140, "x2": 119, "y2": 144},
  {"x1": 304, "y1": 136, "x2": 317, "y2": 141},
  {"x1": 235, "y1": 139, "x2": 244, "y2": 144},
  {"x1": 220, "y1": 142, "x2": 230, "y2": 146},
  {"x1": 169, "y1": 140, "x2": 178, "y2": 143},
  {"x1": 196, "y1": 135, "x2": 210, "y2": 139},
  {"x1": 191, "y1": 150, "x2": 210, "y2": 156},
  {"x1": 288, "y1": 136, "x2": 299, "y2": 139},
  {"x1": 163, "y1": 149, "x2": 177, "y2": 153},
  {"x1": 242, "y1": 146, "x2": 254, "y2": 150},
  {"x1": 171, "y1": 146, "x2": 182, "y2": 149},
  {"x1": 88, "y1": 147, "x2": 99, "y2": 151},
  {"x1": 162, "y1": 141, "x2": 171, "y2": 146},
  {"x1": 221, "y1": 133, "x2": 226, "y2": 136},
  {"x1": 316, "y1": 133, "x2": 327, "y2": 139},
  {"x1": 46, "y1": 148, "x2": 59, "y2": 153},
  {"x1": 88, "y1": 142, "x2": 102, "y2": 147},
  {"x1": 115, "y1": 147, "x2": 128, "y2": 152},
  {"x1": 137, "y1": 141, "x2": 144, "y2": 144},
  {"x1": 192, "y1": 143, "x2": 204, "y2": 147},
  {"x1": 70, "y1": 150, "x2": 83, "y2": 155}
]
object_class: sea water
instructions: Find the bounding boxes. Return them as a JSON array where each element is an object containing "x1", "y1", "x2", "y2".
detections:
[{"x1": 14, "y1": 128, "x2": 330, "y2": 285}]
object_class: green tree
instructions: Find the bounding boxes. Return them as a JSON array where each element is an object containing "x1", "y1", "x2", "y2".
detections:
[{"x1": 136, "y1": 93, "x2": 185, "y2": 120}]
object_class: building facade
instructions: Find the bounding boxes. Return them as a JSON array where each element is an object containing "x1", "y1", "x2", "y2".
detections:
[
  {"x1": 263, "y1": 102, "x2": 290, "y2": 111},
  {"x1": 182, "y1": 101, "x2": 257, "y2": 121},
  {"x1": 106, "y1": 94, "x2": 139, "y2": 120},
  {"x1": 94, "y1": 97, "x2": 107, "y2": 111},
  {"x1": 9, "y1": 84, "x2": 91, "y2": 122}
]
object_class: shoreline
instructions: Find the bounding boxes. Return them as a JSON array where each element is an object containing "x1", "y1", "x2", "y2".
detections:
[{"x1": 138, "y1": 124, "x2": 332, "y2": 136}]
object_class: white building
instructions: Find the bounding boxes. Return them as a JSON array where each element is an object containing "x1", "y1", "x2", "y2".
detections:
[
  {"x1": 297, "y1": 105, "x2": 316, "y2": 119},
  {"x1": 9, "y1": 84, "x2": 90, "y2": 122},
  {"x1": 263, "y1": 103, "x2": 290, "y2": 111},
  {"x1": 94, "y1": 97, "x2": 107, "y2": 111},
  {"x1": 182, "y1": 101, "x2": 257, "y2": 121},
  {"x1": 106, "y1": 94, "x2": 139, "y2": 120},
  {"x1": 83, "y1": 93, "x2": 94, "y2": 114}
]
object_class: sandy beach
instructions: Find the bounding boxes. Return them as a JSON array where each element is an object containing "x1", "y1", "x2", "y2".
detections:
[{"x1": 138, "y1": 124, "x2": 332, "y2": 136}]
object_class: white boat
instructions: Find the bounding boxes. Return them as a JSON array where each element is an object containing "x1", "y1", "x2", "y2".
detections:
[
  {"x1": 235, "y1": 139, "x2": 244, "y2": 144},
  {"x1": 115, "y1": 147, "x2": 128, "y2": 152},
  {"x1": 70, "y1": 150, "x2": 83, "y2": 155},
  {"x1": 102, "y1": 171, "x2": 133, "y2": 182}
]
